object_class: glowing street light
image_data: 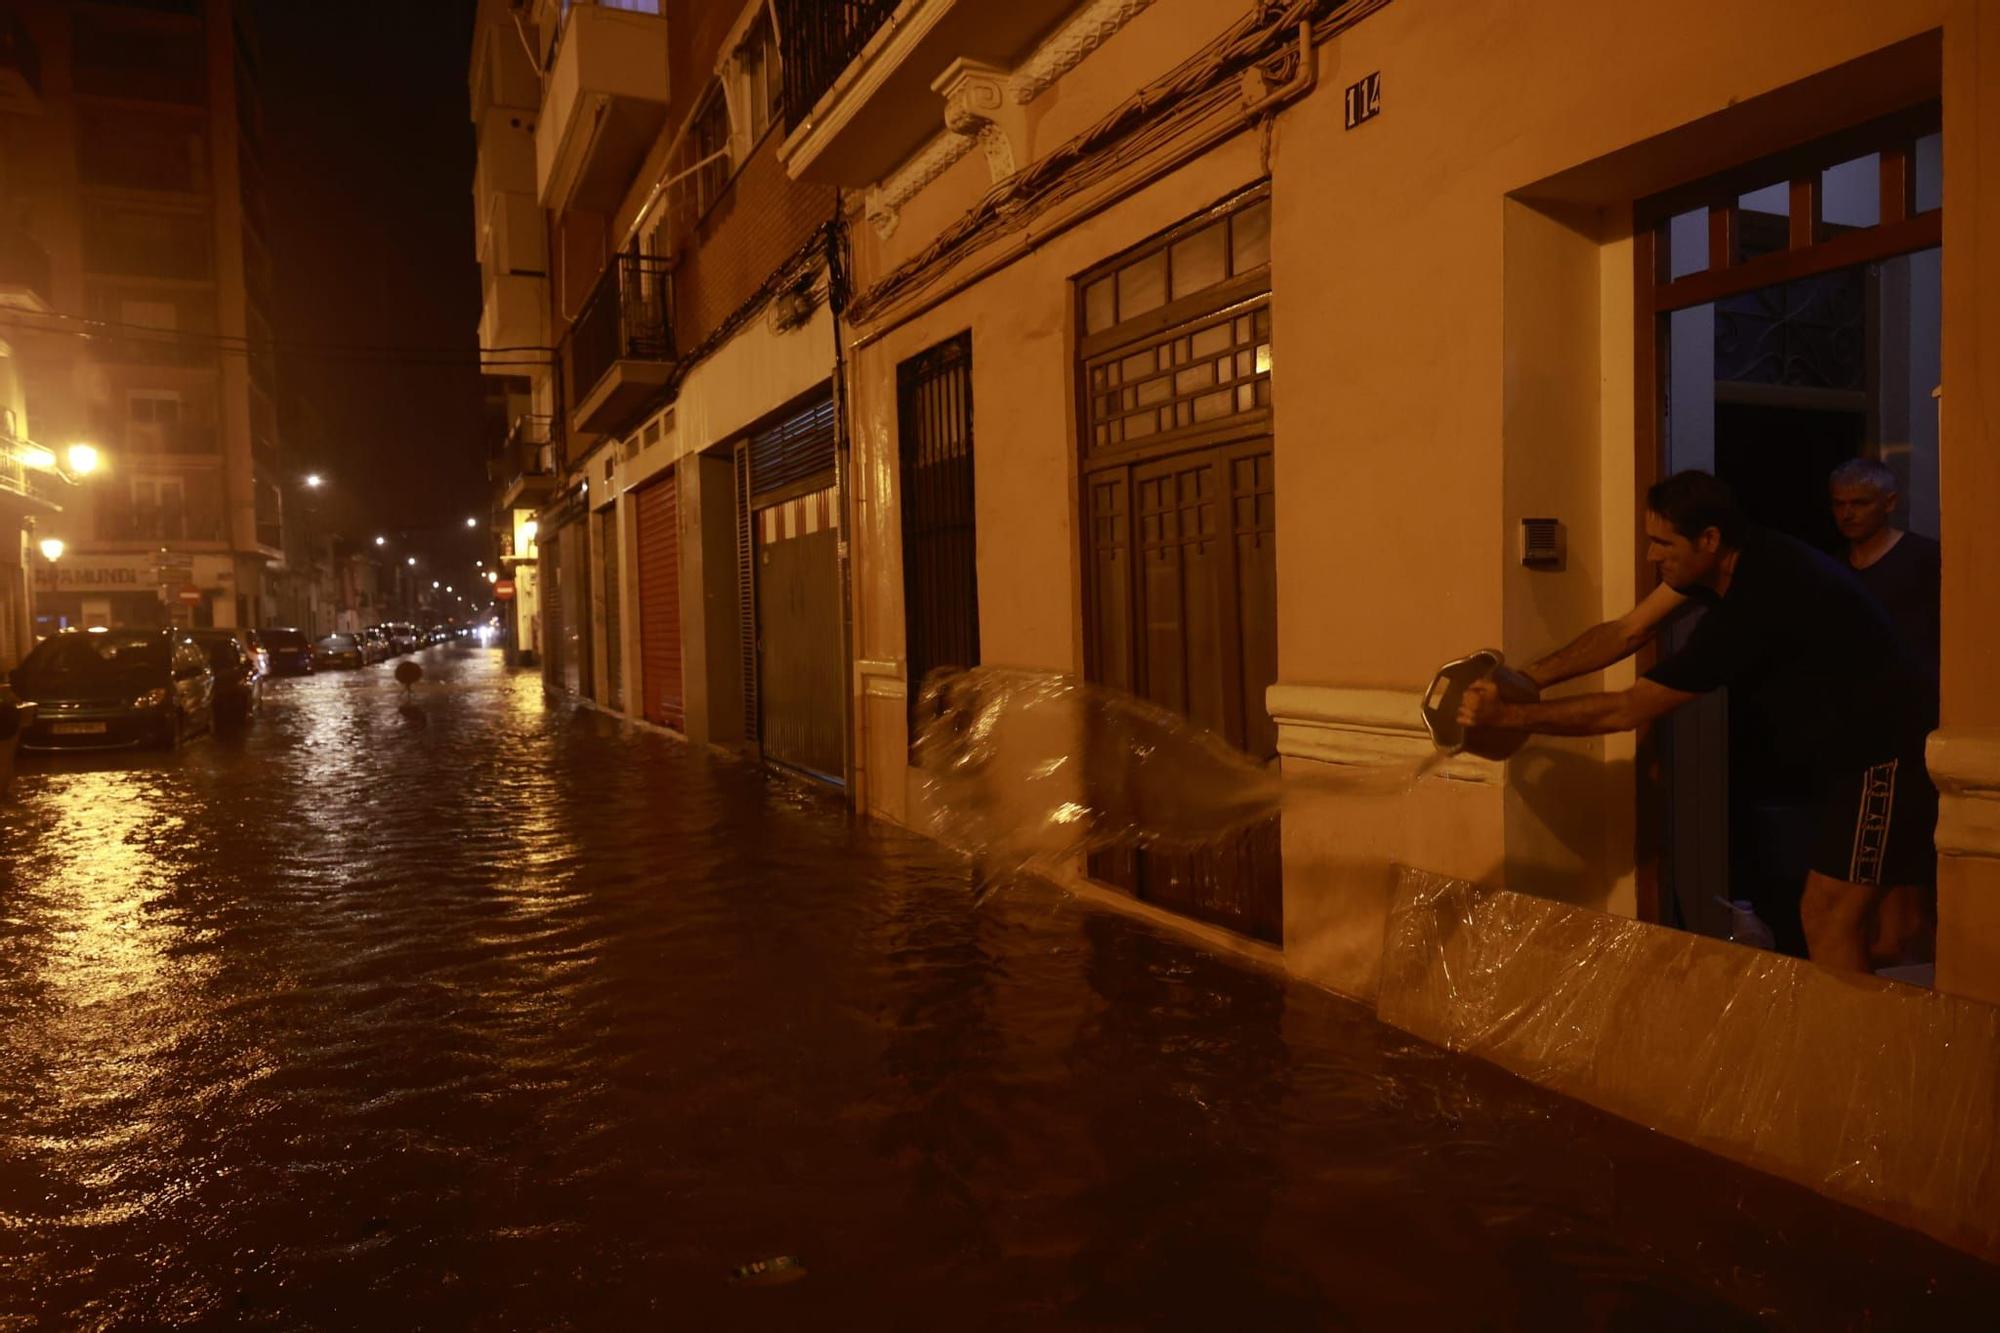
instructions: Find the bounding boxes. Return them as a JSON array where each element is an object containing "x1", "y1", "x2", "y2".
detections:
[
  {"x1": 374, "y1": 535, "x2": 387, "y2": 547},
  {"x1": 303, "y1": 473, "x2": 325, "y2": 489},
  {"x1": 64, "y1": 443, "x2": 101, "y2": 476},
  {"x1": 407, "y1": 556, "x2": 417, "y2": 566},
  {"x1": 445, "y1": 585, "x2": 453, "y2": 594},
  {"x1": 37, "y1": 537, "x2": 64, "y2": 562},
  {"x1": 431, "y1": 580, "x2": 440, "y2": 589},
  {"x1": 465, "y1": 516, "x2": 478, "y2": 528}
]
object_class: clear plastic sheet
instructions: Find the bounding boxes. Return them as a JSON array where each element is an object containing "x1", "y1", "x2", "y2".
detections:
[
  {"x1": 1378, "y1": 865, "x2": 2000, "y2": 1262},
  {"x1": 909, "y1": 667, "x2": 1284, "y2": 870}
]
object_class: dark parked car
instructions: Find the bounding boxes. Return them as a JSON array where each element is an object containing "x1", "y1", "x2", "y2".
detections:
[
  {"x1": 312, "y1": 634, "x2": 365, "y2": 670},
  {"x1": 187, "y1": 628, "x2": 263, "y2": 724},
  {"x1": 10, "y1": 628, "x2": 215, "y2": 750},
  {"x1": 238, "y1": 628, "x2": 272, "y2": 678},
  {"x1": 261, "y1": 627, "x2": 314, "y2": 675}
]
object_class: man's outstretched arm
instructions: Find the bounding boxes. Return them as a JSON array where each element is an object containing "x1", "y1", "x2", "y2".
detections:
[
  {"x1": 1460, "y1": 677, "x2": 1694, "y2": 737},
  {"x1": 1521, "y1": 582, "x2": 1689, "y2": 689}
]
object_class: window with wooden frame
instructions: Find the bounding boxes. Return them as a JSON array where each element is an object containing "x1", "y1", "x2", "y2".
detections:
[
  {"x1": 1630, "y1": 102, "x2": 1943, "y2": 932},
  {"x1": 734, "y1": 10, "x2": 784, "y2": 147},
  {"x1": 666, "y1": 83, "x2": 733, "y2": 248}
]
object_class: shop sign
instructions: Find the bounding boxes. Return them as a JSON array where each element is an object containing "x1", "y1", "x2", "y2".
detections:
[{"x1": 32, "y1": 553, "x2": 161, "y2": 592}]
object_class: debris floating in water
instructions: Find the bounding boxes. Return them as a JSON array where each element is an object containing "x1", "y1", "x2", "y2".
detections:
[{"x1": 731, "y1": 1255, "x2": 807, "y2": 1286}]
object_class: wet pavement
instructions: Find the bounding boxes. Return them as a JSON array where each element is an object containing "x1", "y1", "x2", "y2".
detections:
[{"x1": 2, "y1": 646, "x2": 1996, "y2": 1330}]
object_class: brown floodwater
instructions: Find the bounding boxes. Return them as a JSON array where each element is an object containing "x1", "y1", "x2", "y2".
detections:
[{"x1": 1, "y1": 647, "x2": 1994, "y2": 1330}]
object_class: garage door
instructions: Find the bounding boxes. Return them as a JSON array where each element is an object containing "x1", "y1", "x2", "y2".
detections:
[{"x1": 634, "y1": 471, "x2": 683, "y2": 730}]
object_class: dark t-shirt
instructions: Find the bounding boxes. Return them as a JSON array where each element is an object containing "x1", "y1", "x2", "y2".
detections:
[
  {"x1": 1645, "y1": 528, "x2": 1922, "y2": 771},
  {"x1": 1852, "y1": 531, "x2": 1941, "y2": 723}
]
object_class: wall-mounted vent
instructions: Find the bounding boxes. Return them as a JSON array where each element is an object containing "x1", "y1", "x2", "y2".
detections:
[{"x1": 1520, "y1": 517, "x2": 1564, "y2": 569}]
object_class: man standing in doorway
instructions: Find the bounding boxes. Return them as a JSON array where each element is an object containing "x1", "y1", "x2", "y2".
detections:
[
  {"x1": 1831, "y1": 457, "x2": 1941, "y2": 722},
  {"x1": 1458, "y1": 470, "x2": 1934, "y2": 973}
]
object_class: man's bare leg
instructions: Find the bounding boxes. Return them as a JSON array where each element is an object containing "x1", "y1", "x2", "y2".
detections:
[{"x1": 1800, "y1": 870, "x2": 1881, "y2": 972}]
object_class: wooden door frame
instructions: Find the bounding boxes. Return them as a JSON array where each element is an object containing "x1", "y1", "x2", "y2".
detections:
[{"x1": 1631, "y1": 100, "x2": 1942, "y2": 925}]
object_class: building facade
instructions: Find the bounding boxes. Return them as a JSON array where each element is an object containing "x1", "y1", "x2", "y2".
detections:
[
  {"x1": 474, "y1": 0, "x2": 846, "y2": 778},
  {"x1": 0, "y1": 0, "x2": 287, "y2": 639},
  {"x1": 469, "y1": 0, "x2": 2000, "y2": 1251}
]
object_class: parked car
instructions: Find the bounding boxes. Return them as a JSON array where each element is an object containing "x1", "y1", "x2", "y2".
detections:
[
  {"x1": 381, "y1": 622, "x2": 419, "y2": 654},
  {"x1": 186, "y1": 628, "x2": 263, "y2": 724},
  {"x1": 261, "y1": 627, "x2": 314, "y2": 675},
  {"x1": 10, "y1": 627, "x2": 215, "y2": 750},
  {"x1": 357, "y1": 627, "x2": 391, "y2": 664},
  {"x1": 312, "y1": 634, "x2": 365, "y2": 670}
]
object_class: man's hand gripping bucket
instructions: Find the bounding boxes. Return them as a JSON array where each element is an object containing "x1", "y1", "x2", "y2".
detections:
[{"x1": 1420, "y1": 650, "x2": 1540, "y2": 761}]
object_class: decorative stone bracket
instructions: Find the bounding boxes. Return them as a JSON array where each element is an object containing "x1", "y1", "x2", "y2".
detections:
[
  {"x1": 932, "y1": 58, "x2": 1024, "y2": 185},
  {"x1": 863, "y1": 0, "x2": 1157, "y2": 239}
]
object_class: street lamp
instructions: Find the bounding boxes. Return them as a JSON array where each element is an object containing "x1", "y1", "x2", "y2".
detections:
[
  {"x1": 465, "y1": 516, "x2": 478, "y2": 528},
  {"x1": 431, "y1": 580, "x2": 440, "y2": 590},
  {"x1": 303, "y1": 473, "x2": 324, "y2": 489},
  {"x1": 374, "y1": 535, "x2": 387, "y2": 547},
  {"x1": 64, "y1": 444, "x2": 100, "y2": 476},
  {"x1": 37, "y1": 537, "x2": 64, "y2": 563},
  {"x1": 406, "y1": 556, "x2": 417, "y2": 566}
]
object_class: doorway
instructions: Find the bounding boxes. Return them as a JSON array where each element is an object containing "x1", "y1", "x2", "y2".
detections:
[{"x1": 1641, "y1": 107, "x2": 1942, "y2": 949}]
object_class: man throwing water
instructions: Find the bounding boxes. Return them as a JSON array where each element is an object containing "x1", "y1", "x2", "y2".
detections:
[{"x1": 1458, "y1": 470, "x2": 1934, "y2": 972}]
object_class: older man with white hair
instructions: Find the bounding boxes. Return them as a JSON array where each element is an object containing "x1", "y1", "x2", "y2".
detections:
[{"x1": 1829, "y1": 457, "x2": 1940, "y2": 724}]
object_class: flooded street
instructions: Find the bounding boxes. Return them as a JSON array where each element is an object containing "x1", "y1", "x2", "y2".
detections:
[{"x1": 1, "y1": 647, "x2": 1994, "y2": 1330}]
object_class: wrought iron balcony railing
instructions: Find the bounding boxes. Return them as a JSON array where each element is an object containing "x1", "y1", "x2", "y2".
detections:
[
  {"x1": 490, "y1": 413, "x2": 555, "y2": 485},
  {"x1": 567, "y1": 253, "x2": 673, "y2": 407},
  {"x1": 99, "y1": 503, "x2": 226, "y2": 544},
  {"x1": 777, "y1": 0, "x2": 900, "y2": 134}
]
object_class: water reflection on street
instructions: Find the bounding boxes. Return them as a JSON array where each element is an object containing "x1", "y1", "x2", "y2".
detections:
[{"x1": 1, "y1": 648, "x2": 1993, "y2": 1329}]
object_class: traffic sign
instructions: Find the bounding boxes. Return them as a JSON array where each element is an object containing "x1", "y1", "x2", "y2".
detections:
[
  {"x1": 494, "y1": 579, "x2": 516, "y2": 601},
  {"x1": 176, "y1": 584, "x2": 204, "y2": 605}
]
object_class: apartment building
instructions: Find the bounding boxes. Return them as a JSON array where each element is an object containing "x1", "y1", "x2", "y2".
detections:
[
  {"x1": 0, "y1": 0, "x2": 287, "y2": 637},
  {"x1": 474, "y1": 0, "x2": 844, "y2": 780}
]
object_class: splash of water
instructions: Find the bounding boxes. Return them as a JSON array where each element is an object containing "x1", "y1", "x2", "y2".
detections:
[{"x1": 910, "y1": 667, "x2": 1443, "y2": 878}]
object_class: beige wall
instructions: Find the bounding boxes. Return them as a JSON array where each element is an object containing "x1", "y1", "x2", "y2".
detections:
[{"x1": 840, "y1": 0, "x2": 1999, "y2": 999}]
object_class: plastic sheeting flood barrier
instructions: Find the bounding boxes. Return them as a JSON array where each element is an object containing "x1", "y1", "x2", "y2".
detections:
[{"x1": 1376, "y1": 866, "x2": 2000, "y2": 1263}]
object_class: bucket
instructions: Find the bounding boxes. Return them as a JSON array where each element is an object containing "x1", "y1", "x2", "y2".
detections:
[{"x1": 1420, "y1": 650, "x2": 1539, "y2": 761}]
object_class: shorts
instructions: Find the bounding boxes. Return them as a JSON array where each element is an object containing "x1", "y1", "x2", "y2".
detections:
[{"x1": 1810, "y1": 754, "x2": 1938, "y2": 888}]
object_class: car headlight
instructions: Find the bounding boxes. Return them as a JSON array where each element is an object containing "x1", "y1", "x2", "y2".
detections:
[{"x1": 131, "y1": 687, "x2": 170, "y2": 709}]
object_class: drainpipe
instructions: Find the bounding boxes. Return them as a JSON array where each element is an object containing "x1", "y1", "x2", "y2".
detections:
[
  {"x1": 1239, "y1": 22, "x2": 1316, "y2": 121},
  {"x1": 826, "y1": 206, "x2": 859, "y2": 805}
]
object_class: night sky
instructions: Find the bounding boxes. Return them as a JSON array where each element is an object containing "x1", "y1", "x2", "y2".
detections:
[{"x1": 251, "y1": 0, "x2": 490, "y2": 567}]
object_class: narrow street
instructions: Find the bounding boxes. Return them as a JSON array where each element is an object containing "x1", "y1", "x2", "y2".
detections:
[{"x1": 1, "y1": 647, "x2": 1993, "y2": 1330}]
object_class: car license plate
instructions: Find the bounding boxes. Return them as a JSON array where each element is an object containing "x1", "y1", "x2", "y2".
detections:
[{"x1": 51, "y1": 722, "x2": 108, "y2": 735}]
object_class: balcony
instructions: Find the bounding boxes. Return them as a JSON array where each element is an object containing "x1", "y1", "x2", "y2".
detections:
[
  {"x1": 534, "y1": 1, "x2": 668, "y2": 213},
  {"x1": 0, "y1": 8, "x2": 41, "y2": 114},
  {"x1": 567, "y1": 253, "x2": 673, "y2": 437},
  {"x1": 480, "y1": 271, "x2": 549, "y2": 363},
  {"x1": 99, "y1": 502, "x2": 226, "y2": 544},
  {"x1": 0, "y1": 227, "x2": 52, "y2": 314},
  {"x1": 494, "y1": 413, "x2": 557, "y2": 512},
  {"x1": 776, "y1": 0, "x2": 1078, "y2": 186},
  {"x1": 479, "y1": 189, "x2": 547, "y2": 278}
]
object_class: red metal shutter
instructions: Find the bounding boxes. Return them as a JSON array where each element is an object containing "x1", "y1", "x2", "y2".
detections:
[{"x1": 635, "y1": 472, "x2": 683, "y2": 730}]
